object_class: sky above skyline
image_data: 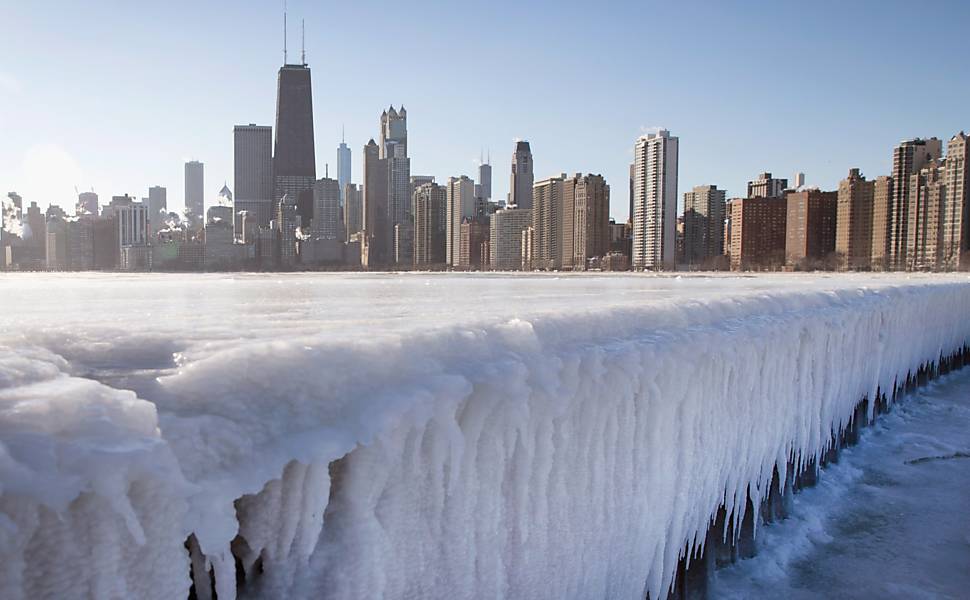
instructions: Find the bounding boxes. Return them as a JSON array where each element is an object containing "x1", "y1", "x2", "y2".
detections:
[{"x1": 2, "y1": 0, "x2": 969, "y2": 221}]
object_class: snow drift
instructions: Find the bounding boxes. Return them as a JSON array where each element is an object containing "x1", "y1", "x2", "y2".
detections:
[{"x1": 1, "y1": 274, "x2": 969, "y2": 599}]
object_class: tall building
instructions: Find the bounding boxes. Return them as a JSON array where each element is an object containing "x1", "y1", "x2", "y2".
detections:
[
  {"x1": 835, "y1": 168, "x2": 875, "y2": 270},
  {"x1": 276, "y1": 194, "x2": 301, "y2": 267},
  {"x1": 532, "y1": 175, "x2": 566, "y2": 270},
  {"x1": 489, "y1": 207, "x2": 532, "y2": 270},
  {"x1": 870, "y1": 176, "x2": 894, "y2": 270},
  {"x1": 906, "y1": 160, "x2": 946, "y2": 270},
  {"x1": 312, "y1": 177, "x2": 341, "y2": 239},
  {"x1": 890, "y1": 137, "x2": 942, "y2": 269},
  {"x1": 147, "y1": 186, "x2": 167, "y2": 232},
  {"x1": 380, "y1": 107, "x2": 411, "y2": 234},
  {"x1": 729, "y1": 197, "x2": 787, "y2": 270},
  {"x1": 413, "y1": 182, "x2": 447, "y2": 267},
  {"x1": 458, "y1": 218, "x2": 489, "y2": 270},
  {"x1": 564, "y1": 173, "x2": 610, "y2": 270},
  {"x1": 747, "y1": 172, "x2": 788, "y2": 199},
  {"x1": 361, "y1": 139, "x2": 388, "y2": 267},
  {"x1": 509, "y1": 141, "x2": 534, "y2": 209},
  {"x1": 793, "y1": 172, "x2": 806, "y2": 188},
  {"x1": 632, "y1": 129, "x2": 679, "y2": 270},
  {"x1": 337, "y1": 132, "x2": 352, "y2": 205},
  {"x1": 184, "y1": 161, "x2": 204, "y2": 229},
  {"x1": 234, "y1": 124, "x2": 274, "y2": 227},
  {"x1": 117, "y1": 200, "x2": 150, "y2": 271},
  {"x1": 274, "y1": 60, "x2": 316, "y2": 228},
  {"x1": 683, "y1": 184, "x2": 726, "y2": 267},
  {"x1": 344, "y1": 183, "x2": 363, "y2": 241},
  {"x1": 446, "y1": 176, "x2": 476, "y2": 266},
  {"x1": 629, "y1": 163, "x2": 635, "y2": 224},
  {"x1": 394, "y1": 221, "x2": 414, "y2": 266},
  {"x1": 784, "y1": 189, "x2": 837, "y2": 267},
  {"x1": 942, "y1": 132, "x2": 969, "y2": 269},
  {"x1": 477, "y1": 157, "x2": 492, "y2": 201},
  {"x1": 76, "y1": 191, "x2": 98, "y2": 217}
]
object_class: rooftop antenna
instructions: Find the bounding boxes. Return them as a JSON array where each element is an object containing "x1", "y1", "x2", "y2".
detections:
[
  {"x1": 325, "y1": 163, "x2": 329, "y2": 178},
  {"x1": 301, "y1": 19, "x2": 306, "y2": 65},
  {"x1": 283, "y1": 1, "x2": 288, "y2": 64},
  {"x1": 342, "y1": 124, "x2": 345, "y2": 144}
]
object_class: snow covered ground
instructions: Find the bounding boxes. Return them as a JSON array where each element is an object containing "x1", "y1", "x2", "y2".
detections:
[
  {"x1": 712, "y1": 368, "x2": 970, "y2": 599},
  {"x1": 1, "y1": 272, "x2": 969, "y2": 599}
]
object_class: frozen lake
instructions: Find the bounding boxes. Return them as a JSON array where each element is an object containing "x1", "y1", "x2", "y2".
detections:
[
  {"x1": 2, "y1": 272, "x2": 969, "y2": 599},
  {"x1": 713, "y1": 368, "x2": 970, "y2": 599}
]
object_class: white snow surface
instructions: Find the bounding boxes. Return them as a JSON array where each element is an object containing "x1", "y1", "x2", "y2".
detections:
[{"x1": 1, "y1": 272, "x2": 969, "y2": 599}]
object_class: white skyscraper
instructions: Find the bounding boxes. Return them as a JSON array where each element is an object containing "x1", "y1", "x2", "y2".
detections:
[
  {"x1": 632, "y1": 129, "x2": 679, "y2": 270},
  {"x1": 446, "y1": 176, "x2": 476, "y2": 266},
  {"x1": 337, "y1": 130, "x2": 351, "y2": 205}
]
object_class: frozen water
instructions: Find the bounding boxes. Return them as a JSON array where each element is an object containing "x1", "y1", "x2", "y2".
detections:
[
  {"x1": 1, "y1": 272, "x2": 969, "y2": 599},
  {"x1": 712, "y1": 368, "x2": 970, "y2": 599}
]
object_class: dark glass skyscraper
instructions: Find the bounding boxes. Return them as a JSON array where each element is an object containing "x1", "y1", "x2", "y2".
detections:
[{"x1": 273, "y1": 63, "x2": 316, "y2": 228}]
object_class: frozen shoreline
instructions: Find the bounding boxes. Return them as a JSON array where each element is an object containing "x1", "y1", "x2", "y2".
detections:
[{"x1": 1, "y1": 273, "x2": 969, "y2": 599}]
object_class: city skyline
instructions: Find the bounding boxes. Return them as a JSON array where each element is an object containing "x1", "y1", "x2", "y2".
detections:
[{"x1": 2, "y1": 1, "x2": 969, "y2": 220}]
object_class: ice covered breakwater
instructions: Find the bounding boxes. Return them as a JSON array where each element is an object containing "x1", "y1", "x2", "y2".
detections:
[{"x1": 2, "y1": 274, "x2": 970, "y2": 599}]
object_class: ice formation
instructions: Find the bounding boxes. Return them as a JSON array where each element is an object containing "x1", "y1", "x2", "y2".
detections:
[{"x1": 1, "y1": 273, "x2": 969, "y2": 599}]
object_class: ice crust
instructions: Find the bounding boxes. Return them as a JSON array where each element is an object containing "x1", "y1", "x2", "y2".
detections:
[{"x1": 1, "y1": 273, "x2": 969, "y2": 599}]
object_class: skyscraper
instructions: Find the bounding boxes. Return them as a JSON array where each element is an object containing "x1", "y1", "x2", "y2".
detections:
[
  {"x1": 836, "y1": 168, "x2": 875, "y2": 270},
  {"x1": 147, "y1": 186, "x2": 167, "y2": 229},
  {"x1": 906, "y1": 159, "x2": 946, "y2": 270},
  {"x1": 76, "y1": 191, "x2": 98, "y2": 217},
  {"x1": 413, "y1": 181, "x2": 447, "y2": 266},
  {"x1": 890, "y1": 138, "x2": 942, "y2": 269},
  {"x1": 276, "y1": 194, "x2": 300, "y2": 267},
  {"x1": 784, "y1": 189, "x2": 837, "y2": 267},
  {"x1": 489, "y1": 207, "x2": 532, "y2": 271},
  {"x1": 234, "y1": 124, "x2": 274, "y2": 227},
  {"x1": 274, "y1": 59, "x2": 316, "y2": 228},
  {"x1": 344, "y1": 183, "x2": 363, "y2": 241},
  {"x1": 563, "y1": 173, "x2": 610, "y2": 270},
  {"x1": 683, "y1": 184, "x2": 726, "y2": 267},
  {"x1": 446, "y1": 176, "x2": 476, "y2": 266},
  {"x1": 184, "y1": 161, "x2": 204, "y2": 229},
  {"x1": 337, "y1": 132, "x2": 351, "y2": 205},
  {"x1": 632, "y1": 129, "x2": 679, "y2": 270},
  {"x1": 380, "y1": 107, "x2": 411, "y2": 231},
  {"x1": 361, "y1": 139, "x2": 388, "y2": 268},
  {"x1": 509, "y1": 141, "x2": 534, "y2": 209},
  {"x1": 532, "y1": 175, "x2": 566, "y2": 270},
  {"x1": 478, "y1": 157, "x2": 492, "y2": 201},
  {"x1": 942, "y1": 132, "x2": 969, "y2": 269},
  {"x1": 312, "y1": 177, "x2": 341, "y2": 240},
  {"x1": 870, "y1": 176, "x2": 894, "y2": 270}
]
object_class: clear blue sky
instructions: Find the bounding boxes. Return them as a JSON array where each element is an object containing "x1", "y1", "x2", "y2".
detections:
[{"x1": 2, "y1": 0, "x2": 968, "y2": 220}]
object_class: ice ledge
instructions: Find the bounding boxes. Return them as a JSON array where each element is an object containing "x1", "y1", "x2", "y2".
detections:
[{"x1": 2, "y1": 281, "x2": 970, "y2": 599}]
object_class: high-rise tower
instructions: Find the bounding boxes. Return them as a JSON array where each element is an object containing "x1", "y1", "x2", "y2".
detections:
[
  {"x1": 632, "y1": 130, "x2": 679, "y2": 270},
  {"x1": 509, "y1": 141, "x2": 534, "y2": 210},
  {"x1": 234, "y1": 124, "x2": 274, "y2": 227},
  {"x1": 273, "y1": 18, "x2": 316, "y2": 229},
  {"x1": 478, "y1": 153, "x2": 492, "y2": 201},
  {"x1": 184, "y1": 161, "x2": 204, "y2": 229},
  {"x1": 337, "y1": 128, "x2": 351, "y2": 205},
  {"x1": 889, "y1": 137, "x2": 942, "y2": 269},
  {"x1": 380, "y1": 106, "x2": 411, "y2": 227}
]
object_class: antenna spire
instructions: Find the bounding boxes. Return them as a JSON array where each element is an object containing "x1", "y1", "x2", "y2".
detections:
[
  {"x1": 301, "y1": 19, "x2": 306, "y2": 65},
  {"x1": 283, "y1": 1, "x2": 288, "y2": 64},
  {"x1": 342, "y1": 124, "x2": 345, "y2": 143}
]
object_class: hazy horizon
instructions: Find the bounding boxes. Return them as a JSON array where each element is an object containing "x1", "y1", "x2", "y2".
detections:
[{"x1": 2, "y1": 0, "x2": 968, "y2": 219}]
